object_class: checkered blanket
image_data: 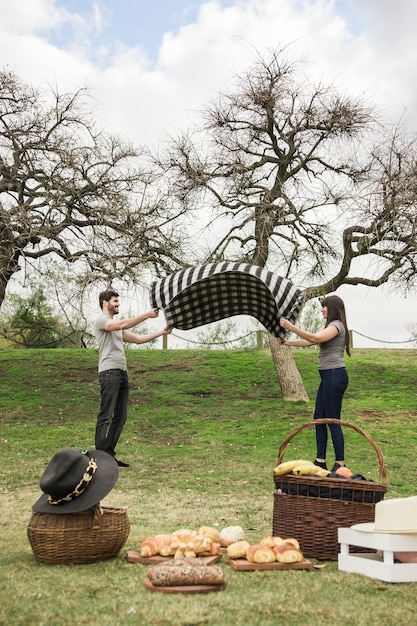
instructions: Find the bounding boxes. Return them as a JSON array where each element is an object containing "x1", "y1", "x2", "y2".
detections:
[{"x1": 149, "y1": 262, "x2": 305, "y2": 339}]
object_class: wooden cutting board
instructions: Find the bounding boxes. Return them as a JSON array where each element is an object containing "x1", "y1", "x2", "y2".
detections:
[
  {"x1": 143, "y1": 578, "x2": 228, "y2": 594},
  {"x1": 126, "y1": 550, "x2": 222, "y2": 565},
  {"x1": 228, "y1": 557, "x2": 313, "y2": 571}
]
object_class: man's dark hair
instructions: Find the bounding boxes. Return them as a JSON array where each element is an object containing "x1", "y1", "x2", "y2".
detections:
[{"x1": 99, "y1": 289, "x2": 119, "y2": 310}]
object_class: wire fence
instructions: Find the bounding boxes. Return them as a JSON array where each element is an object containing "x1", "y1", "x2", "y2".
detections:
[
  {"x1": 1, "y1": 328, "x2": 415, "y2": 349},
  {"x1": 168, "y1": 329, "x2": 415, "y2": 348}
]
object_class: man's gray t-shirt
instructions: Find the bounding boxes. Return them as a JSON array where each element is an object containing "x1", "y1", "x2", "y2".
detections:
[
  {"x1": 318, "y1": 320, "x2": 345, "y2": 370},
  {"x1": 93, "y1": 313, "x2": 127, "y2": 373}
]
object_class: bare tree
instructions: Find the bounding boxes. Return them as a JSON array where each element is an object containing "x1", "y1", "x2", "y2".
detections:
[
  {"x1": 156, "y1": 49, "x2": 417, "y2": 400},
  {"x1": 0, "y1": 70, "x2": 185, "y2": 309}
]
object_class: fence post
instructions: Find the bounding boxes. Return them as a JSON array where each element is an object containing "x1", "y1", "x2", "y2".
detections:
[
  {"x1": 256, "y1": 330, "x2": 263, "y2": 350},
  {"x1": 162, "y1": 334, "x2": 168, "y2": 350},
  {"x1": 349, "y1": 330, "x2": 353, "y2": 348}
]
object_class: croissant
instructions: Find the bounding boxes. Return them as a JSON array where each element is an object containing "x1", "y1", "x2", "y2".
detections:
[
  {"x1": 273, "y1": 544, "x2": 304, "y2": 564},
  {"x1": 139, "y1": 537, "x2": 159, "y2": 557},
  {"x1": 246, "y1": 545, "x2": 276, "y2": 564}
]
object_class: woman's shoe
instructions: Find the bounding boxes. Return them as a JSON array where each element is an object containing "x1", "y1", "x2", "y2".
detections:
[
  {"x1": 331, "y1": 462, "x2": 345, "y2": 472},
  {"x1": 314, "y1": 460, "x2": 328, "y2": 470}
]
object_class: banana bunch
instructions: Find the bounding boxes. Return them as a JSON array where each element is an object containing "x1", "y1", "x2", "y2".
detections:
[{"x1": 274, "y1": 459, "x2": 329, "y2": 477}]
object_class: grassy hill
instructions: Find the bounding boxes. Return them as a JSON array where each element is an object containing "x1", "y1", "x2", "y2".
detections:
[{"x1": 1, "y1": 347, "x2": 416, "y2": 625}]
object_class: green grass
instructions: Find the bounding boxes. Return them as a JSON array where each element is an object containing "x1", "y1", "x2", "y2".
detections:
[{"x1": 1, "y1": 347, "x2": 417, "y2": 625}]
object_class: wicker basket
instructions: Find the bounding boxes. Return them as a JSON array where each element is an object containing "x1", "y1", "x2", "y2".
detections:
[
  {"x1": 272, "y1": 419, "x2": 388, "y2": 561},
  {"x1": 27, "y1": 505, "x2": 130, "y2": 564}
]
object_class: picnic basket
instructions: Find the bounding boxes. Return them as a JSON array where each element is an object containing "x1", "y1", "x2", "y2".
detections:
[
  {"x1": 272, "y1": 419, "x2": 388, "y2": 561},
  {"x1": 27, "y1": 504, "x2": 130, "y2": 564}
]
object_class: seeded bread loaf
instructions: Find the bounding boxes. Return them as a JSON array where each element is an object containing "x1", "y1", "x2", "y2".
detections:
[{"x1": 146, "y1": 558, "x2": 226, "y2": 587}]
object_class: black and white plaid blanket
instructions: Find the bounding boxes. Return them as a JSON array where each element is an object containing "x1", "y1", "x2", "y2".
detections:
[{"x1": 149, "y1": 262, "x2": 305, "y2": 339}]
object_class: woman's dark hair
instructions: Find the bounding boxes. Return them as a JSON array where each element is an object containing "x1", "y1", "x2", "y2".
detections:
[
  {"x1": 320, "y1": 295, "x2": 351, "y2": 356},
  {"x1": 99, "y1": 289, "x2": 119, "y2": 310}
]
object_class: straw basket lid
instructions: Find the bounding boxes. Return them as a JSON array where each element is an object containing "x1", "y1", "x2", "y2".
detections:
[
  {"x1": 352, "y1": 496, "x2": 417, "y2": 534},
  {"x1": 32, "y1": 448, "x2": 119, "y2": 514}
]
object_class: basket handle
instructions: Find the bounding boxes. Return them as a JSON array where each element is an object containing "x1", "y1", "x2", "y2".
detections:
[{"x1": 276, "y1": 419, "x2": 388, "y2": 487}]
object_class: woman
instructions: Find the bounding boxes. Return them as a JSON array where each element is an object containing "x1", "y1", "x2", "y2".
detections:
[{"x1": 279, "y1": 295, "x2": 350, "y2": 472}]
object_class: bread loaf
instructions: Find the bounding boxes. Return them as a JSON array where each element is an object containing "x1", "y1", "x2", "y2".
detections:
[
  {"x1": 146, "y1": 558, "x2": 226, "y2": 587},
  {"x1": 226, "y1": 540, "x2": 250, "y2": 559}
]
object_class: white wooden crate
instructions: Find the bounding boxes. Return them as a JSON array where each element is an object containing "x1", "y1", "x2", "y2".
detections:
[{"x1": 338, "y1": 527, "x2": 417, "y2": 583}]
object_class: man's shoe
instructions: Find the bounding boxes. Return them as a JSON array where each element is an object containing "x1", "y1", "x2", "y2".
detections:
[{"x1": 115, "y1": 459, "x2": 130, "y2": 467}]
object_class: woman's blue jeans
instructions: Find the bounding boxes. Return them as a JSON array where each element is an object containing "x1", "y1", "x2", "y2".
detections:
[
  {"x1": 313, "y1": 367, "x2": 348, "y2": 460},
  {"x1": 95, "y1": 369, "x2": 129, "y2": 457}
]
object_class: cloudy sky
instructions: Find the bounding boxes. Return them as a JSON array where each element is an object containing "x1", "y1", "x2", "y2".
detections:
[{"x1": 1, "y1": 0, "x2": 416, "y2": 347}]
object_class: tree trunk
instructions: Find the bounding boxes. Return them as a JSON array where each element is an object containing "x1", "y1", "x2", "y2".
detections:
[{"x1": 268, "y1": 333, "x2": 309, "y2": 402}]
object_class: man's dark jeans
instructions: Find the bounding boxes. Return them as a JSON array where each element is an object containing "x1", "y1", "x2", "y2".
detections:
[{"x1": 95, "y1": 368, "x2": 129, "y2": 457}]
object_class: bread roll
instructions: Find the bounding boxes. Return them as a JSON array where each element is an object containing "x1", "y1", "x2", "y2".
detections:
[
  {"x1": 194, "y1": 536, "x2": 219, "y2": 556},
  {"x1": 154, "y1": 534, "x2": 176, "y2": 556},
  {"x1": 273, "y1": 544, "x2": 304, "y2": 563},
  {"x1": 283, "y1": 537, "x2": 300, "y2": 549},
  {"x1": 199, "y1": 526, "x2": 220, "y2": 543},
  {"x1": 147, "y1": 558, "x2": 226, "y2": 587},
  {"x1": 246, "y1": 545, "x2": 276, "y2": 564},
  {"x1": 219, "y1": 525, "x2": 246, "y2": 547},
  {"x1": 227, "y1": 540, "x2": 250, "y2": 559},
  {"x1": 171, "y1": 529, "x2": 197, "y2": 543},
  {"x1": 260, "y1": 535, "x2": 285, "y2": 548},
  {"x1": 200, "y1": 541, "x2": 220, "y2": 556}
]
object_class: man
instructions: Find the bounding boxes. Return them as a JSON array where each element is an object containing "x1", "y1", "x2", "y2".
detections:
[{"x1": 93, "y1": 289, "x2": 172, "y2": 467}]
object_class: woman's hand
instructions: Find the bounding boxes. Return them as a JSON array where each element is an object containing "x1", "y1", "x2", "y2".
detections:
[{"x1": 279, "y1": 317, "x2": 292, "y2": 331}]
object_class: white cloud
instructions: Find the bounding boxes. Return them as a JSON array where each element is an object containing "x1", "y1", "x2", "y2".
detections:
[
  {"x1": 0, "y1": 0, "x2": 416, "y2": 343},
  {"x1": 0, "y1": 0, "x2": 64, "y2": 34}
]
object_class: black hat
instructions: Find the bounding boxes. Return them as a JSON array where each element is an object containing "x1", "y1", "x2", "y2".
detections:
[{"x1": 32, "y1": 448, "x2": 119, "y2": 514}]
